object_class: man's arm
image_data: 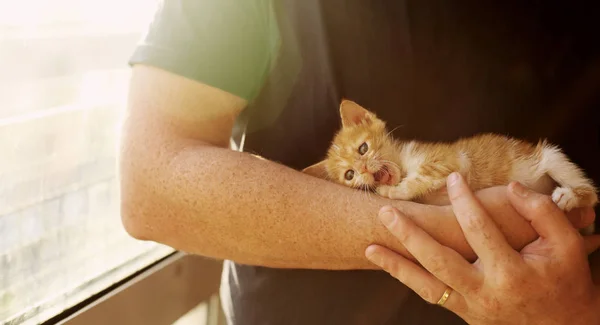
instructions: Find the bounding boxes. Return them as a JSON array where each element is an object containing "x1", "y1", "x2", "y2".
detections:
[{"x1": 119, "y1": 65, "x2": 584, "y2": 270}]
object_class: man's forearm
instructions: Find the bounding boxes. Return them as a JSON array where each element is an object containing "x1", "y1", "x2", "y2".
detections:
[
  {"x1": 121, "y1": 138, "x2": 403, "y2": 269},
  {"x1": 120, "y1": 134, "x2": 544, "y2": 270}
]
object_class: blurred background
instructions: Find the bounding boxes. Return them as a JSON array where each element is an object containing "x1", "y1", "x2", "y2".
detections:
[{"x1": 0, "y1": 1, "x2": 221, "y2": 324}]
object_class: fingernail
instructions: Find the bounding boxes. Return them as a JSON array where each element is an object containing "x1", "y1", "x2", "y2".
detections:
[
  {"x1": 379, "y1": 207, "x2": 397, "y2": 226},
  {"x1": 510, "y1": 182, "x2": 529, "y2": 198},
  {"x1": 447, "y1": 172, "x2": 460, "y2": 187},
  {"x1": 365, "y1": 246, "x2": 382, "y2": 265}
]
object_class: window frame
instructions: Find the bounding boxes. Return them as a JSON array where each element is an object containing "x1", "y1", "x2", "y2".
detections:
[{"x1": 44, "y1": 252, "x2": 224, "y2": 325}]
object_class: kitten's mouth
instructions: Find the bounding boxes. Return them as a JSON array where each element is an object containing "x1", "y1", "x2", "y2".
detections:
[{"x1": 373, "y1": 166, "x2": 391, "y2": 185}]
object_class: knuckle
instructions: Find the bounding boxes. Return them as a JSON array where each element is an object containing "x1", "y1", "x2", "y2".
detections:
[
  {"x1": 493, "y1": 270, "x2": 510, "y2": 287},
  {"x1": 424, "y1": 254, "x2": 448, "y2": 276},
  {"x1": 448, "y1": 187, "x2": 462, "y2": 201},
  {"x1": 394, "y1": 216, "x2": 420, "y2": 242},
  {"x1": 495, "y1": 268, "x2": 522, "y2": 290},
  {"x1": 563, "y1": 233, "x2": 586, "y2": 255},
  {"x1": 479, "y1": 295, "x2": 501, "y2": 312},
  {"x1": 418, "y1": 285, "x2": 437, "y2": 303},
  {"x1": 530, "y1": 195, "x2": 556, "y2": 212},
  {"x1": 383, "y1": 260, "x2": 405, "y2": 281}
]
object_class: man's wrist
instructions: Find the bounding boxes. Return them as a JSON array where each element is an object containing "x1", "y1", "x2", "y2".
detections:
[{"x1": 368, "y1": 202, "x2": 458, "y2": 262}]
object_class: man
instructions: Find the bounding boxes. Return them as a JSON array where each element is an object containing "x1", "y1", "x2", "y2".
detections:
[{"x1": 121, "y1": 1, "x2": 600, "y2": 324}]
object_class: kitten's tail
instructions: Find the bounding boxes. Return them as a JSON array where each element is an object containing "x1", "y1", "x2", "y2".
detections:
[{"x1": 538, "y1": 140, "x2": 598, "y2": 234}]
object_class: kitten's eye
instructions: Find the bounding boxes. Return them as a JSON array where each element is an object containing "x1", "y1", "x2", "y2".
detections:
[
  {"x1": 358, "y1": 142, "x2": 368, "y2": 155},
  {"x1": 344, "y1": 170, "x2": 354, "y2": 181}
]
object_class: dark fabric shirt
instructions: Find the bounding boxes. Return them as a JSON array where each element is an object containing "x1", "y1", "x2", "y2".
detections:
[{"x1": 129, "y1": 1, "x2": 600, "y2": 324}]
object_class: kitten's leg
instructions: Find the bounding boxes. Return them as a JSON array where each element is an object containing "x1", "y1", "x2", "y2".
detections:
[
  {"x1": 537, "y1": 144, "x2": 598, "y2": 234},
  {"x1": 376, "y1": 175, "x2": 448, "y2": 201},
  {"x1": 538, "y1": 145, "x2": 598, "y2": 211},
  {"x1": 376, "y1": 163, "x2": 456, "y2": 201}
]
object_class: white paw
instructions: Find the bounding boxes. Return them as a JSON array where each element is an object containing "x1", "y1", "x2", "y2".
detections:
[{"x1": 552, "y1": 187, "x2": 578, "y2": 211}]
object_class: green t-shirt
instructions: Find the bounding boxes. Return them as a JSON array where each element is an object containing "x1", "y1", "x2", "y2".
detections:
[{"x1": 131, "y1": 1, "x2": 279, "y2": 102}]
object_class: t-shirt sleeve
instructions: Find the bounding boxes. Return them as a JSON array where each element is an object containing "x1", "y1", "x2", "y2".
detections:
[{"x1": 128, "y1": 0, "x2": 280, "y2": 102}]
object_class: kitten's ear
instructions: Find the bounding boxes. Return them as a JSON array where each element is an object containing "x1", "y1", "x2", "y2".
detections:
[
  {"x1": 340, "y1": 99, "x2": 373, "y2": 127},
  {"x1": 302, "y1": 160, "x2": 329, "y2": 180}
]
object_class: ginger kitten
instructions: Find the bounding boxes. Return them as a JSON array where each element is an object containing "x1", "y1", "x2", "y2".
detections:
[{"x1": 304, "y1": 100, "x2": 598, "y2": 231}]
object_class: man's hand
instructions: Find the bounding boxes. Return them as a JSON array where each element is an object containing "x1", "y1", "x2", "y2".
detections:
[
  {"x1": 373, "y1": 184, "x2": 597, "y2": 264},
  {"x1": 365, "y1": 172, "x2": 600, "y2": 325}
]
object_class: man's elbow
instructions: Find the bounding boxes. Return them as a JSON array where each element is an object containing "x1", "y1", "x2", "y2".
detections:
[
  {"x1": 118, "y1": 170, "x2": 163, "y2": 242},
  {"x1": 120, "y1": 192, "x2": 154, "y2": 241},
  {"x1": 117, "y1": 127, "x2": 168, "y2": 242},
  {"x1": 121, "y1": 209, "x2": 149, "y2": 241}
]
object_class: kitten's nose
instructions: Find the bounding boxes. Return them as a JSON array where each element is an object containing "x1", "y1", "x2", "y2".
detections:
[{"x1": 360, "y1": 165, "x2": 368, "y2": 173}]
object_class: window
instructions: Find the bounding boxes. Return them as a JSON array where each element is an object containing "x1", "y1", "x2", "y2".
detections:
[{"x1": 0, "y1": 1, "x2": 177, "y2": 324}]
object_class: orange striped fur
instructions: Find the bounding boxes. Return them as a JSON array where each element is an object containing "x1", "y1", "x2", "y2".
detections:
[{"x1": 303, "y1": 100, "x2": 598, "y2": 230}]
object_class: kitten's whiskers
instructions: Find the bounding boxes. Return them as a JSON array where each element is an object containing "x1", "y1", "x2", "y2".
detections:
[
  {"x1": 385, "y1": 125, "x2": 405, "y2": 138},
  {"x1": 380, "y1": 159, "x2": 401, "y2": 171}
]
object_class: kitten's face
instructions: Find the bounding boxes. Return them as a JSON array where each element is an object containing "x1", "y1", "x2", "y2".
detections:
[{"x1": 322, "y1": 100, "x2": 402, "y2": 190}]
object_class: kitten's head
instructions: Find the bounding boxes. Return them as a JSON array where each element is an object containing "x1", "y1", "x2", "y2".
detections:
[{"x1": 303, "y1": 100, "x2": 402, "y2": 190}]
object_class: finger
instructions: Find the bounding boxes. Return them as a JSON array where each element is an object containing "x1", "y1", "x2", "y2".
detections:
[
  {"x1": 378, "y1": 206, "x2": 481, "y2": 293},
  {"x1": 365, "y1": 244, "x2": 467, "y2": 313},
  {"x1": 583, "y1": 235, "x2": 600, "y2": 255},
  {"x1": 446, "y1": 173, "x2": 521, "y2": 266},
  {"x1": 507, "y1": 182, "x2": 581, "y2": 243},
  {"x1": 566, "y1": 207, "x2": 596, "y2": 230}
]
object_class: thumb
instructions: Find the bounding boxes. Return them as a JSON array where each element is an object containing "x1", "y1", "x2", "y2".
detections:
[{"x1": 507, "y1": 181, "x2": 579, "y2": 242}]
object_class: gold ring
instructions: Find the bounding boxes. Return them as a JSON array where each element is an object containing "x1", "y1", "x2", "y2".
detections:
[{"x1": 436, "y1": 287, "x2": 453, "y2": 306}]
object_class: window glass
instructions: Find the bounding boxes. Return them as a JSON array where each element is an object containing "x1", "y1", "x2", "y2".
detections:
[{"x1": 0, "y1": 1, "x2": 174, "y2": 324}]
